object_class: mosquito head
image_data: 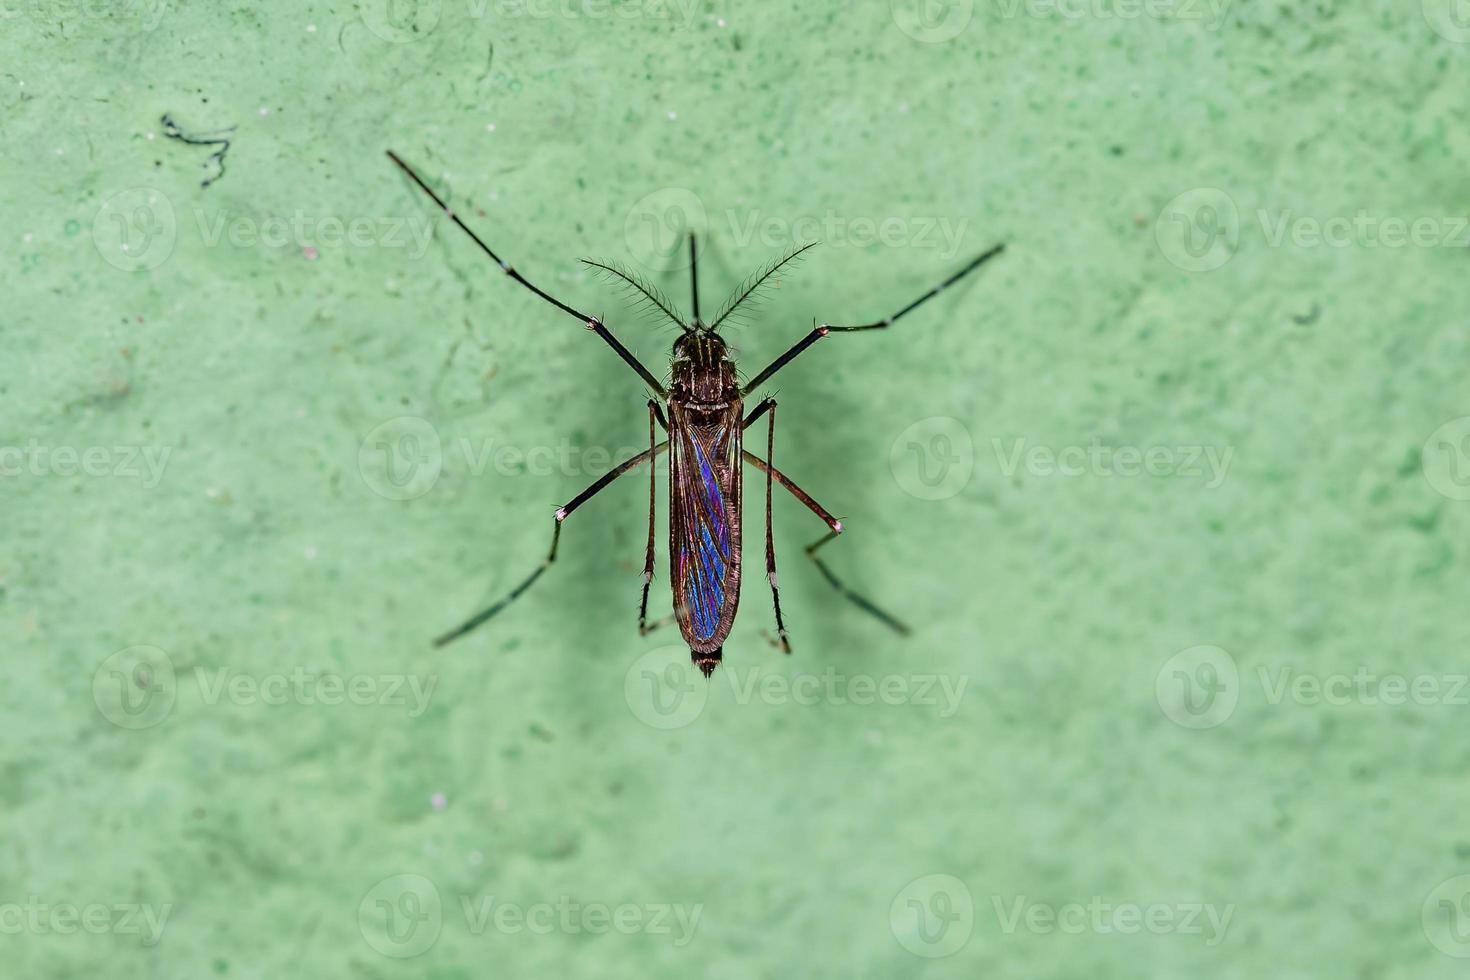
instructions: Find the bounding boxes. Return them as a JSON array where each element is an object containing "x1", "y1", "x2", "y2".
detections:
[{"x1": 670, "y1": 332, "x2": 737, "y2": 408}]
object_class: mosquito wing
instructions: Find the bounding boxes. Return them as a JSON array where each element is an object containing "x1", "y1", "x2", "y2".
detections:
[{"x1": 668, "y1": 404, "x2": 744, "y2": 655}]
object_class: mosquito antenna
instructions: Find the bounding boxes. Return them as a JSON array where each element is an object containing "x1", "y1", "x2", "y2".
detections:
[
  {"x1": 708, "y1": 241, "x2": 818, "y2": 333},
  {"x1": 580, "y1": 258, "x2": 691, "y2": 333},
  {"x1": 688, "y1": 233, "x2": 702, "y2": 328}
]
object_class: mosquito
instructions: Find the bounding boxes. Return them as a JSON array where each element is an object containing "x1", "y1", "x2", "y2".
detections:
[{"x1": 386, "y1": 150, "x2": 1004, "y2": 676}]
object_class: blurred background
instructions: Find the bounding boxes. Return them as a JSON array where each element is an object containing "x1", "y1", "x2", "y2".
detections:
[{"x1": 4, "y1": 1, "x2": 1470, "y2": 977}]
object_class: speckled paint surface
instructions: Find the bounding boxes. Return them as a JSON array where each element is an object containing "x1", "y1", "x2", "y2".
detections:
[{"x1": 5, "y1": 2, "x2": 1470, "y2": 977}]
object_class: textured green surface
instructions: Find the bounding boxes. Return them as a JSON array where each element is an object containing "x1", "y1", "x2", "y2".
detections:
[{"x1": 6, "y1": 1, "x2": 1470, "y2": 977}]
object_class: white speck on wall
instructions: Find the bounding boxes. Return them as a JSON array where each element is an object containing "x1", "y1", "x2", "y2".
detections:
[
  {"x1": 306, "y1": 23, "x2": 316, "y2": 32},
  {"x1": 486, "y1": 122, "x2": 496, "y2": 132},
  {"x1": 667, "y1": 110, "x2": 677, "y2": 120},
  {"x1": 259, "y1": 106, "x2": 270, "y2": 116}
]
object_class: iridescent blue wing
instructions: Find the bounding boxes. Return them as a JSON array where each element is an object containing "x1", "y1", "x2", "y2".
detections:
[{"x1": 669, "y1": 409, "x2": 743, "y2": 650}]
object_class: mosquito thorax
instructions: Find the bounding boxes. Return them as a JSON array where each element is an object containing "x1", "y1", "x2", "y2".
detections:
[{"x1": 670, "y1": 331, "x2": 738, "y2": 409}]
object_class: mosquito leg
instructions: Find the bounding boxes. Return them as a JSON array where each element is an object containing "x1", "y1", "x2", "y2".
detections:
[
  {"x1": 637, "y1": 400, "x2": 665, "y2": 635},
  {"x1": 759, "y1": 400, "x2": 790, "y2": 652},
  {"x1": 434, "y1": 438, "x2": 669, "y2": 648},
  {"x1": 741, "y1": 243, "x2": 1005, "y2": 395},
  {"x1": 387, "y1": 150, "x2": 666, "y2": 395},
  {"x1": 637, "y1": 399, "x2": 676, "y2": 635},
  {"x1": 741, "y1": 450, "x2": 910, "y2": 637}
]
